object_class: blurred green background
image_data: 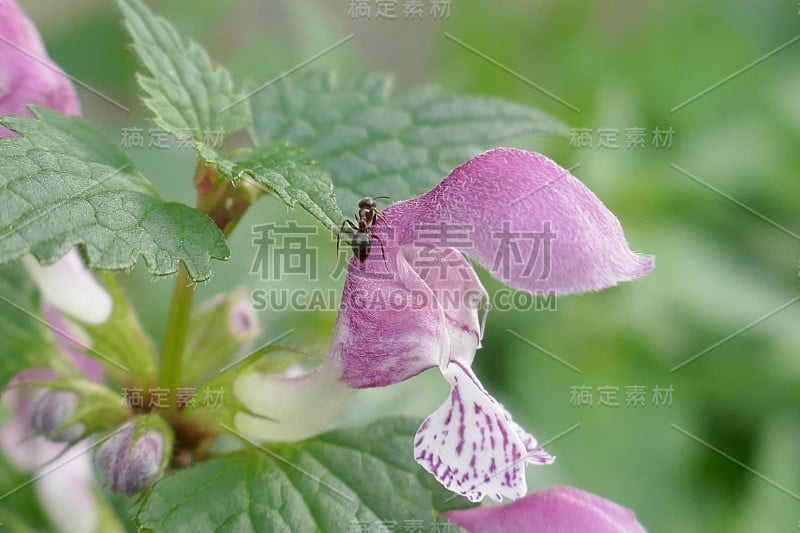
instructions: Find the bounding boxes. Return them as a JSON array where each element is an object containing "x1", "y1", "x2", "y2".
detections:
[{"x1": 12, "y1": 0, "x2": 800, "y2": 531}]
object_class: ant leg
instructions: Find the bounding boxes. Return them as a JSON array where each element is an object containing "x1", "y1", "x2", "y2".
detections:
[
  {"x1": 338, "y1": 219, "x2": 358, "y2": 253},
  {"x1": 370, "y1": 233, "x2": 390, "y2": 272},
  {"x1": 337, "y1": 220, "x2": 347, "y2": 254},
  {"x1": 373, "y1": 196, "x2": 391, "y2": 222}
]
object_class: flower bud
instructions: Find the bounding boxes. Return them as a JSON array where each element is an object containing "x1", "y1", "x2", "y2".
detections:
[
  {"x1": 182, "y1": 290, "x2": 261, "y2": 383},
  {"x1": 228, "y1": 292, "x2": 259, "y2": 341},
  {"x1": 95, "y1": 416, "x2": 173, "y2": 495},
  {"x1": 29, "y1": 390, "x2": 85, "y2": 442},
  {"x1": 20, "y1": 378, "x2": 129, "y2": 443}
]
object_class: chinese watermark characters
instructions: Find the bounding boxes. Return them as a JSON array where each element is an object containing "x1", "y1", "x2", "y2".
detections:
[
  {"x1": 120, "y1": 127, "x2": 224, "y2": 150},
  {"x1": 347, "y1": 518, "x2": 455, "y2": 532},
  {"x1": 569, "y1": 385, "x2": 674, "y2": 408},
  {"x1": 569, "y1": 127, "x2": 674, "y2": 150},
  {"x1": 347, "y1": 0, "x2": 453, "y2": 20},
  {"x1": 121, "y1": 386, "x2": 226, "y2": 409},
  {"x1": 250, "y1": 220, "x2": 557, "y2": 284}
]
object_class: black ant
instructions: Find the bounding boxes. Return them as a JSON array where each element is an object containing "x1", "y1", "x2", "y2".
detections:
[{"x1": 337, "y1": 196, "x2": 391, "y2": 268}]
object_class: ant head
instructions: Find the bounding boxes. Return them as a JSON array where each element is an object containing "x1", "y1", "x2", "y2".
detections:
[{"x1": 358, "y1": 197, "x2": 377, "y2": 209}]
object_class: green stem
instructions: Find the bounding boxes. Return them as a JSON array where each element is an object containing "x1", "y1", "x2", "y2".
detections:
[
  {"x1": 159, "y1": 161, "x2": 252, "y2": 406},
  {"x1": 159, "y1": 264, "x2": 194, "y2": 406}
]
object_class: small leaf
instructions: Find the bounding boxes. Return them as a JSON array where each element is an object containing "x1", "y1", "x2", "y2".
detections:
[
  {"x1": 200, "y1": 142, "x2": 344, "y2": 233},
  {"x1": 116, "y1": 0, "x2": 250, "y2": 143},
  {"x1": 249, "y1": 71, "x2": 566, "y2": 210},
  {"x1": 136, "y1": 418, "x2": 475, "y2": 532},
  {"x1": 0, "y1": 106, "x2": 229, "y2": 281}
]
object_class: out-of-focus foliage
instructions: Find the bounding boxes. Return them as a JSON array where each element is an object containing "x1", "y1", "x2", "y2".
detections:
[{"x1": 12, "y1": 0, "x2": 799, "y2": 531}]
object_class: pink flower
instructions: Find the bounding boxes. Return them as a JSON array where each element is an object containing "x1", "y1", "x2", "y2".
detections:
[
  {"x1": 0, "y1": 0, "x2": 80, "y2": 135},
  {"x1": 232, "y1": 149, "x2": 653, "y2": 503},
  {"x1": 0, "y1": 2, "x2": 104, "y2": 531},
  {"x1": 444, "y1": 486, "x2": 648, "y2": 532},
  {"x1": 329, "y1": 148, "x2": 653, "y2": 501}
]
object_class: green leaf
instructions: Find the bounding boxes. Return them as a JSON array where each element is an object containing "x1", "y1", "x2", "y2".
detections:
[
  {"x1": 0, "y1": 263, "x2": 51, "y2": 388},
  {"x1": 136, "y1": 418, "x2": 475, "y2": 532},
  {"x1": 0, "y1": 107, "x2": 229, "y2": 281},
  {"x1": 199, "y1": 142, "x2": 344, "y2": 233},
  {"x1": 116, "y1": 0, "x2": 250, "y2": 143},
  {"x1": 249, "y1": 71, "x2": 566, "y2": 210}
]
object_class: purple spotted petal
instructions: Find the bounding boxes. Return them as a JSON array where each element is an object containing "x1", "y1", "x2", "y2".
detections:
[
  {"x1": 332, "y1": 245, "x2": 484, "y2": 388},
  {"x1": 414, "y1": 361, "x2": 553, "y2": 502},
  {"x1": 444, "y1": 485, "x2": 648, "y2": 533},
  {"x1": 0, "y1": 0, "x2": 80, "y2": 135},
  {"x1": 382, "y1": 148, "x2": 653, "y2": 294}
]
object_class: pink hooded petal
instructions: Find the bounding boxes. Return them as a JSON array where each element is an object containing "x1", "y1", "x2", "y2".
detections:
[
  {"x1": 444, "y1": 486, "x2": 648, "y2": 533},
  {"x1": 41, "y1": 302, "x2": 104, "y2": 382},
  {"x1": 331, "y1": 245, "x2": 484, "y2": 388},
  {"x1": 0, "y1": 0, "x2": 80, "y2": 136},
  {"x1": 414, "y1": 361, "x2": 553, "y2": 502},
  {"x1": 383, "y1": 148, "x2": 653, "y2": 294},
  {"x1": 23, "y1": 250, "x2": 112, "y2": 325},
  {"x1": 332, "y1": 149, "x2": 652, "y2": 389}
]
